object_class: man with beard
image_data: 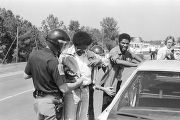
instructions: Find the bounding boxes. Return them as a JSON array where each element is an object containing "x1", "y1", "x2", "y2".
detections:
[{"x1": 100, "y1": 33, "x2": 143, "y2": 111}]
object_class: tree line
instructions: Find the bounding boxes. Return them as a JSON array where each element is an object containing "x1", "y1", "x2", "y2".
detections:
[{"x1": 0, "y1": 8, "x2": 119, "y2": 63}]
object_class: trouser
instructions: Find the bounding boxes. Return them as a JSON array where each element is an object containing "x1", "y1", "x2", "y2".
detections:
[
  {"x1": 102, "y1": 81, "x2": 122, "y2": 111},
  {"x1": 34, "y1": 95, "x2": 63, "y2": 120},
  {"x1": 88, "y1": 84, "x2": 95, "y2": 120},
  {"x1": 63, "y1": 87, "x2": 89, "y2": 120}
]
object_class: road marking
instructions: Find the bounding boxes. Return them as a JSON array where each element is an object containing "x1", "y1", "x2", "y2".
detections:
[
  {"x1": 0, "y1": 71, "x2": 23, "y2": 78},
  {"x1": 0, "y1": 89, "x2": 34, "y2": 102}
]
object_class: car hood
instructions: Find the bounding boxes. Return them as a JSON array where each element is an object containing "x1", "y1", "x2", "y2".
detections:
[{"x1": 108, "y1": 107, "x2": 180, "y2": 120}]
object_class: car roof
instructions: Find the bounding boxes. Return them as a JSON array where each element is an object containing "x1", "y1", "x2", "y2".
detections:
[{"x1": 137, "y1": 60, "x2": 180, "y2": 72}]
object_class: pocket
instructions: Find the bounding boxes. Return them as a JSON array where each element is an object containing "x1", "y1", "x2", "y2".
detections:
[{"x1": 37, "y1": 98, "x2": 56, "y2": 116}]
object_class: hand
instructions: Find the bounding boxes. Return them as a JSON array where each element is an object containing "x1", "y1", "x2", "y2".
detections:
[
  {"x1": 88, "y1": 59, "x2": 102, "y2": 67},
  {"x1": 103, "y1": 87, "x2": 116, "y2": 97},
  {"x1": 166, "y1": 50, "x2": 173, "y2": 56},
  {"x1": 101, "y1": 58, "x2": 109, "y2": 67},
  {"x1": 66, "y1": 70, "x2": 77, "y2": 77}
]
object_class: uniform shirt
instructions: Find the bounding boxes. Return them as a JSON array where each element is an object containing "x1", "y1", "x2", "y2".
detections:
[
  {"x1": 100, "y1": 46, "x2": 134, "y2": 90},
  {"x1": 25, "y1": 48, "x2": 65, "y2": 93}
]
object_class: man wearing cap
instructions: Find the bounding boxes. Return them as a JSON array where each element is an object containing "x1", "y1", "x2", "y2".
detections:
[{"x1": 24, "y1": 29, "x2": 84, "y2": 120}]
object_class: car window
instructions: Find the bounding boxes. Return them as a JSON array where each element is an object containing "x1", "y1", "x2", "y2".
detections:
[{"x1": 113, "y1": 71, "x2": 180, "y2": 111}]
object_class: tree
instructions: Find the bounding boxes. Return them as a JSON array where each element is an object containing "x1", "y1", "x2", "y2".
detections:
[
  {"x1": 100, "y1": 17, "x2": 119, "y2": 40},
  {"x1": 100, "y1": 17, "x2": 119, "y2": 50},
  {"x1": 0, "y1": 8, "x2": 19, "y2": 63},
  {"x1": 81, "y1": 26, "x2": 102, "y2": 45},
  {"x1": 0, "y1": 8, "x2": 41, "y2": 63},
  {"x1": 41, "y1": 14, "x2": 64, "y2": 36},
  {"x1": 68, "y1": 20, "x2": 80, "y2": 32},
  {"x1": 68, "y1": 20, "x2": 80, "y2": 39}
]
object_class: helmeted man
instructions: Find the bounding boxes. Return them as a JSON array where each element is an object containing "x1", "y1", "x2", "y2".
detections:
[
  {"x1": 89, "y1": 45, "x2": 116, "y2": 120},
  {"x1": 91, "y1": 45, "x2": 105, "y2": 56},
  {"x1": 24, "y1": 29, "x2": 84, "y2": 120}
]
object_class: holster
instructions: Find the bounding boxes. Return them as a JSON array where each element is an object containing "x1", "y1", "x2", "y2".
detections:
[
  {"x1": 33, "y1": 90, "x2": 64, "y2": 119},
  {"x1": 54, "y1": 98, "x2": 64, "y2": 119}
]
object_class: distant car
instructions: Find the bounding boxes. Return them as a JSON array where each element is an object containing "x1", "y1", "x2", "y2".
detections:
[{"x1": 98, "y1": 60, "x2": 180, "y2": 120}]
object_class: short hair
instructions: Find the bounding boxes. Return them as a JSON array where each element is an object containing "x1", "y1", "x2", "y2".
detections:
[
  {"x1": 118, "y1": 33, "x2": 131, "y2": 43},
  {"x1": 164, "y1": 35, "x2": 175, "y2": 45},
  {"x1": 72, "y1": 31, "x2": 92, "y2": 46}
]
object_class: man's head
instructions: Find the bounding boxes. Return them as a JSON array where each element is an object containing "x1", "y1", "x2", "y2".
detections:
[
  {"x1": 46, "y1": 29, "x2": 70, "y2": 56},
  {"x1": 91, "y1": 45, "x2": 105, "y2": 56},
  {"x1": 118, "y1": 33, "x2": 131, "y2": 52},
  {"x1": 164, "y1": 36, "x2": 175, "y2": 49},
  {"x1": 72, "y1": 31, "x2": 92, "y2": 55}
]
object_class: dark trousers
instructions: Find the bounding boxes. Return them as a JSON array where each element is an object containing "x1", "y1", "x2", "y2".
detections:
[
  {"x1": 102, "y1": 81, "x2": 122, "y2": 111},
  {"x1": 88, "y1": 84, "x2": 95, "y2": 120}
]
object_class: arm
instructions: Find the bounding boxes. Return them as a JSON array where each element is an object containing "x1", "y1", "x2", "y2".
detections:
[
  {"x1": 24, "y1": 58, "x2": 32, "y2": 80},
  {"x1": 88, "y1": 52, "x2": 103, "y2": 67},
  {"x1": 57, "y1": 55, "x2": 84, "y2": 93},
  {"x1": 114, "y1": 58, "x2": 138, "y2": 67},
  {"x1": 109, "y1": 49, "x2": 139, "y2": 67},
  {"x1": 157, "y1": 49, "x2": 165, "y2": 60},
  {"x1": 58, "y1": 75, "x2": 84, "y2": 94},
  {"x1": 132, "y1": 53, "x2": 143, "y2": 63},
  {"x1": 156, "y1": 48, "x2": 172, "y2": 60},
  {"x1": 94, "y1": 84, "x2": 116, "y2": 96}
]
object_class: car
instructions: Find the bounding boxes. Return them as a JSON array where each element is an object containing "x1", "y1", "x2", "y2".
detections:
[{"x1": 97, "y1": 60, "x2": 180, "y2": 120}]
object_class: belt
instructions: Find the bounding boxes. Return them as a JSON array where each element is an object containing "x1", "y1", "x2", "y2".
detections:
[{"x1": 33, "y1": 90, "x2": 63, "y2": 99}]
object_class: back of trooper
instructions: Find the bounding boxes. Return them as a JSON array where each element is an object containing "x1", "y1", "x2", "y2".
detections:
[{"x1": 24, "y1": 29, "x2": 71, "y2": 120}]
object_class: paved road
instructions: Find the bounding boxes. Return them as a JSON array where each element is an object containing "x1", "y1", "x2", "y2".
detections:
[
  {"x1": 0, "y1": 63, "x2": 35, "y2": 120},
  {"x1": 0, "y1": 62, "x2": 136, "y2": 120}
]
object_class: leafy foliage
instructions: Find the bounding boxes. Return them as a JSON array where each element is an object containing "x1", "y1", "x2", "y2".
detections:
[
  {"x1": 100, "y1": 17, "x2": 119, "y2": 50},
  {"x1": 100, "y1": 17, "x2": 119, "y2": 40},
  {"x1": 40, "y1": 14, "x2": 65, "y2": 35},
  {"x1": 68, "y1": 20, "x2": 80, "y2": 32},
  {"x1": 0, "y1": 8, "x2": 41, "y2": 63},
  {"x1": 0, "y1": 8, "x2": 121, "y2": 63}
]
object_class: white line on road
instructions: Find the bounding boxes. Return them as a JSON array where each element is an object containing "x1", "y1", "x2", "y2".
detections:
[
  {"x1": 0, "y1": 89, "x2": 34, "y2": 102},
  {"x1": 0, "y1": 71, "x2": 23, "y2": 79}
]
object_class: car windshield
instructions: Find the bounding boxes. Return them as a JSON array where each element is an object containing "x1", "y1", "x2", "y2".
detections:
[{"x1": 113, "y1": 71, "x2": 180, "y2": 112}]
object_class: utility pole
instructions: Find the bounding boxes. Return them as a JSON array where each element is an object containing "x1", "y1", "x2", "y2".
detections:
[
  {"x1": 16, "y1": 27, "x2": 18, "y2": 63},
  {"x1": 102, "y1": 29, "x2": 104, "y2": 47},
  {"x1": 34, "y1": 33, "x2": 38, "y2": 50}
]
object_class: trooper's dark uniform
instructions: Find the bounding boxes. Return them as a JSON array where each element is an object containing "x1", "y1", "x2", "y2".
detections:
[{"x1": 24, "y1": 29, "x2": 70, "y2": 120}]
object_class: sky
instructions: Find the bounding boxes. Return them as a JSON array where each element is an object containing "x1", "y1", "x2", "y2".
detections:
[{"x1": 1, "y1": 0, "x2": 180, "y2": 41}]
